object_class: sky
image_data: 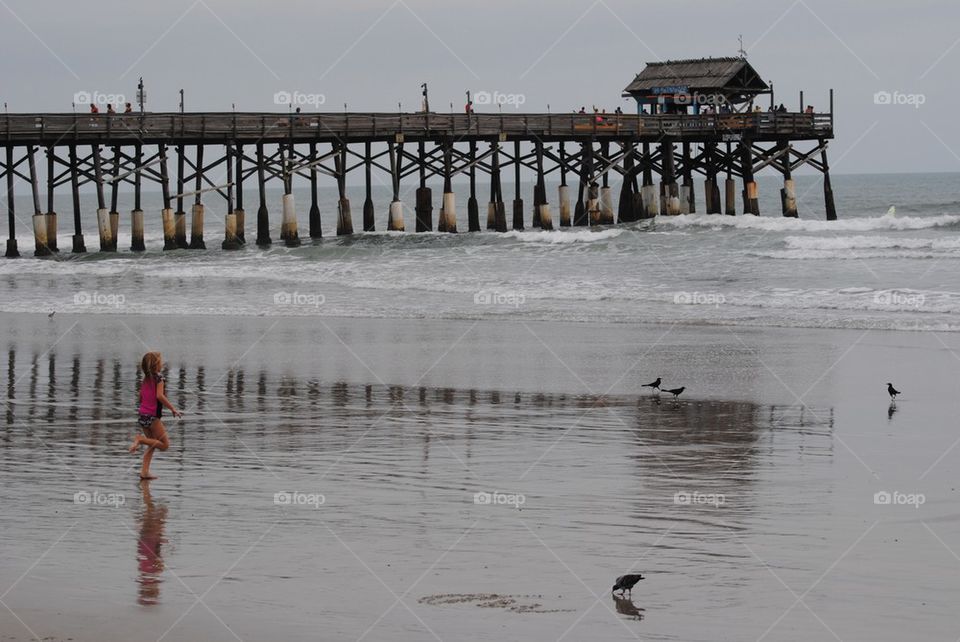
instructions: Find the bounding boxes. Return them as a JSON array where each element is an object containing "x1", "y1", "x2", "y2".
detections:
[{"x1": 0, "y1": 0, "x2": 957, "y2": 175}]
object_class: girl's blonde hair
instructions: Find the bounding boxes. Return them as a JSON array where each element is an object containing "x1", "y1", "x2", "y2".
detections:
[{"x1": 141, "y1": 352, "x2": 162, "y2": 379}]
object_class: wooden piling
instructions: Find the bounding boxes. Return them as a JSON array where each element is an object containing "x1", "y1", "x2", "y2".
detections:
[
  {"x1": 108, "y1": 146, "x2": 121, "y2": 251},
  {"x1": 681, "y1": 142, "x2": 695, "y2": 214},
  {"x1": 599, "y1": 142, "x2": 614, "y2": 224},
  {"x1": 256, "y1": 143, "x2": 272, "y2": 246},
  {"x1": 387, "y1": 140, "x2": 404, "y2": 231},
  {"x1": 440, "y1": 142, "x2": 457, "y2": 233},
  {"x1": 640, "y1": 142, "x2": 657, "y2": 218},
  {"x1": 512, "y1": 140, "x2": 523, "y2": 230},
  {"x1": 821, "y1": 141, "x2": 837, "y2": 221},
  {"x1": 27, "y1": 146, "x2": 49, "y2": 257},
  {"x1": 235, "y1": 144, "x2": 246, "y2": 244},
  {"x1": 336, "y1": 143, "x2": 353, "y2": 235},
  {"x1": 308, "y1": 142, "x2": 322, "y2": 238},
  {"x1": 660, "y1": 141, "x2": 680, "y2": 215},
  {"x1": 44, "y1": 148, "x2": 58, "y2": 253},
  {"x1": 617, "y1": 142, "x2": 637, "y2": 223},
  {"x1": 415, "y1": 141, "x2": 432, "y2": 232},
  {"x1": 779, "y1": 142, "x2": 798, "y2": 218},
  {"x1": 222, "y1": 144, "x2": 240, "y2": 250},
  {"x1": 92, "y1": 144, "x2": 114, "y2": 252},
  {"x1": 280, "y1": 145, "x2": 301, "y2": 246},
  {"x1": 467, "y1": 141, "x2": 480, "y2": 232},
  {"x1": 558, "y1": 142, "x2": 571, "y2": 227},
  {"x1": 174, "y1": 144, "x2": 188, "y2": 248},
  {"x1": 534, "y1": 140, "x2": 552, "y2": 230},
  {"x1": 68, "y1": 145, "x2": 85, "y2": 253},
  {"x1": 131, "y1": 144, "x2": 145, "y2": 252},
  {"x1": 740, "y1": 141, "x2": 759, "y2": 215},
  {"x1": 574, "y1": 141, "x2": 589, "y2": 226},
  {"x1": 4, "y1": 146, "x2": 18, "y2": 258},
  {"x1": 159, "y1": 143, "x2": 176, "y2": 250},
  {"x1": 363, "y1": 142, "x2": 375, "y2": 232},
  {"x1": 190, "y1": 144, "x2": 206, "y2": 249}
]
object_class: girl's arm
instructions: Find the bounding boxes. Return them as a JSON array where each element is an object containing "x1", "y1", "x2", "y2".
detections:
[{"x1": 156, "y1": 380, "x2": 182, "y2": 417}]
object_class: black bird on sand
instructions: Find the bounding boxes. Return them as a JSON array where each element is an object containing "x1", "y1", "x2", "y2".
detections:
[
  {"x1": 664, "y1": 386, "x2": 685, "y2": 400},
  {"x1": 887, "y1": 383, "x2": 900, "y2": 401},
  {"x1": 612, "y1": 574, "x2": 644, "y2": 596},
  {"x1": 642, "y1": 377, "x2": 661, "y2": 391}
]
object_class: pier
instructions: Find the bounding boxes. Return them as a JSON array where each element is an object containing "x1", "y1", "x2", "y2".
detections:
[{"x1": 0, "y1": 57, "x2": 837, "y2": 257}]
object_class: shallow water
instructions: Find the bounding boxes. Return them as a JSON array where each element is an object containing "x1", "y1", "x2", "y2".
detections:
[{"x1": 2, "y1": 314, "x2": 959, "y2": 641}]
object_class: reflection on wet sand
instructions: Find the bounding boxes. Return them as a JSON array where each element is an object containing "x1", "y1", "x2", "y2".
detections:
[
  {"x1": 612, "y1": 594, "x2": 645, "y2": 621},
  {"x1": 136, "y1": 481, "x2": 167, "y2": 606}
]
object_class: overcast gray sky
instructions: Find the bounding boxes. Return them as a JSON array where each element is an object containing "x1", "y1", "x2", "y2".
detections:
[{"x1": 0, "y1": 0, "x2": 956, "y2": 174}]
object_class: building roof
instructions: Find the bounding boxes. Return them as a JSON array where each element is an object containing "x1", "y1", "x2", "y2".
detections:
[{"x1": 623, "y1": 57, "x2": 769, "y2": 98}]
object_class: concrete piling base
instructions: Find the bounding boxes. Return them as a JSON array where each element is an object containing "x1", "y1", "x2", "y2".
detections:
[
  {"x1": 174, "y1": 210, "x2": 188, "y2": 248},
  {"x1": 441, "y1": 192, "x2": 457, "y2": 233},
  {"x1": 109, "y1": 211, "x2": 119, "y2": 251},
  {"x1": 558, "y1": 185, "x2": 571, "y2": 227},
  {"x1": 538, "y1": 204, "x2": 553, "y2": 230},
  {"x1": 641, "y1": 184, "x2": 658, "y2": 218},
  {"x1": 222, "y1": 212, "x2": 241, "y2": 250},
  {"x1": 71, "y1": 234, "x2": 85, "y2": 254},
  {"x1": 337, "y1": 198, "x2": 353, "y2": 236},
  {"x1": 33, "y1": 213, "x2": 50, "y2": 256},
  {"x1": 725, "y1": 178, "x2": 737, "y2": 215},
  {"x1": 281, "y1": 194, "x2": 301, "y2": 247},
  {"x1": 782, "y1": 178, "x2": 798, "y2": 218},
  {"x1": 600, "y1": 186, "x2": 614, "y2": 224},
  {"x1": 131, "y1": 209, "x2": 145, "y2": 252},
  {"x1": 190, "y1": 203, "x2": 206, "y2": 249},
  {"x1": 162, "y1": 208, "x2": 176, "y2": 250},
  {"x1": 388, "y1": 200, "x2": 405, "y2": 231},
  {"x1": 45, "y1": 212, "x2": 58, "y2": 252},
  {"x1": 487, "y1": 202, "x2": 496, "y2": 230},
  {"x1": 234, "y1": 208, "x2": 246, "y2": 244},
  {"x1": 744, "y1": 181, "x2": 760, "y2": 215},
  {"x1": 679, "y1": 185, "x2": 691, "y2": 214},
  {"x1": 97, "y1": 208, "x2": 114, "y2": 252}
]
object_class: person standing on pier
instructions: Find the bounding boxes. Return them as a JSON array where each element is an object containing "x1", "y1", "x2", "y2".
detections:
[{"x1": 129, "y1": 352, "x2": 182, "y2": 480}]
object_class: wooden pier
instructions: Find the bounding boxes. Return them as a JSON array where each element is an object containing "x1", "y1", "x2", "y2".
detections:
[{"x1": 0, "y1": 57, "x2": 838, "y2": 257}]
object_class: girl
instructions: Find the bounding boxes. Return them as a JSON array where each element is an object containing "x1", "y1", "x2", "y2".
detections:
[{"x1": 129, "y1": 352, "x2": 181, "y2": 479}]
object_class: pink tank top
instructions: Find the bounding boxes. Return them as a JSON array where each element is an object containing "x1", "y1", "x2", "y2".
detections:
[{"x1": 139, "y1": 376, "x2": 163, "y2": 416}]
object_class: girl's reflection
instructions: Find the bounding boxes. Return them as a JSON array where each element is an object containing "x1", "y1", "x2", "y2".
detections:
[{"x1": 136, "y1": 481, "x2": 167, "y2": 606}]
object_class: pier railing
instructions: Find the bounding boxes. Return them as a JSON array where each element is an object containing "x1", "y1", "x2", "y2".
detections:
[{"x1": 0, "y1": 111, "x2": 833, "y2": 144}]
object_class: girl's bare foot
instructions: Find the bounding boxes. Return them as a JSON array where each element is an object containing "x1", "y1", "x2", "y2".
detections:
[
  {"x1": 140, "y1": 473, "x2": 157, "y2": 480},
  {"x1": 128, "y1": 436, "x2": 142, "y2": 453}
]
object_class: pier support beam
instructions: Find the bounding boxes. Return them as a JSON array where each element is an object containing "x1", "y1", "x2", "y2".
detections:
[
  {"x1": 388, "y1": 141, "x2": 404, "y2": 231},
  {"x1": 131, "y1": 144, "x2": 145, "y2": 251},
  {"x1": 512, "y1": 140, "x2": 523, "y2": 230},
  {"x1": 281, "y1": 145, "x2": 301, "y2": 246},
  {"x1": 534, "y1": 140, "x2": 552, "y2": 230},
  {"x1": 256, "y1": 143, "x2": 272, "y2": 246},
  {"x1": 235, "y1": 144, "x2": 246, "y2": 244},
  {"x1": 158, "y1": 144, "x2": 175, "y2": 250},
  {"x1": 415, "y1": 141, "x2": 431, "y2": 233},
  {"x1": 680, "y1": 142, "x2": 695, "y2": 214},
  {"x1": 440, "y1": 142, "x2": 457, "y2": 233},
  {"x1": 308, "y1": 143, "x2": 322, "y2": 238},
  {"x1": 69, "y1": 145, "x2": 85, "y2": 253},
  {"x1": 640, "y1": 142, "x2": 657, "y2": 218},
  {"x1": 740, "y1": 142, "x2": 759, "y2": 216},
  {"x1": 363, "y1": 142, "x2": 375, "y2": 232},
  {"x1": 467, "y1": 141, "x2": 480, "y2": 232},
  {"x1": 336, "y1": 144, "x2": 353, "y2": 236},
  {"x1": 174, "y1": 144, "x2": 188, "y2": 248},
  {"x1": 92, "y1": 144, "x2": 114, "y2": 252},
  {"x1": 558, "y1": 143, "x2": 571, "y2": 227},
  {"x1": 45, "y1": 148, "x2": 58, "y2": 253},
  {"x1": 618, "y1": 142, "x2": 638, "y2": 223},
  {"x1": 222, "y1": 145, "x2": 240, "y2": 250},
  {"x1": 190, "y1": 145, "x2": 206, "y2": 249},
  {"x1": 574, "y1": 141, "x2": 591, "y2": 226},
  {"x1": 489, "y1": 141, "x2": 506, "y2": 232},
  {"x1": 27, "y1": 146, "x2": 49, "y2": 257},
  {"x1": 660, "y1": 141, "x2": 680, "y2": 215},
  {"x1": 704, "y1": 143, "x2": 721, "y2": 215},
  {"x1": 779, "y1": 143, "x2": 798, "y2": 218},
  {"x1": 4, "y1": 147, "x2": 18, "y2": 257},
  {"x1": 821, "y1": 141, "x2": 837, "y2": 221},
  {"x1": 108, "y1": 146, "x2": 120, "y2": 251}
]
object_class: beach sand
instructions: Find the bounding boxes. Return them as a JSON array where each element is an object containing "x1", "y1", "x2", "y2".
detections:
[{"x1": 1, "y1": 312, "x2": 959, "y2": 641}]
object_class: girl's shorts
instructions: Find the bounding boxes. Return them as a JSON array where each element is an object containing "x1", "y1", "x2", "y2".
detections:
[{"x1": 138, "y1": 414, "x2": 156, "y2": 429}]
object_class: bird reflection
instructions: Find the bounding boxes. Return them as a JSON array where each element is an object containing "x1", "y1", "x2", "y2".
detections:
[
  {"x1": 612, "y1": 594, "x2": 645, "y2": 621},
  {"x1": 136, "y1": 481, "x2": 168, "y2": 606},
  {"x1": 888, "y1": 401, "x2": 898, "y2": 420}
]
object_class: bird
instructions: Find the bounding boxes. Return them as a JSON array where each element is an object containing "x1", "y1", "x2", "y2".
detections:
[
  {"x1": 664, "y1": 386, "x2": 685, "y2": 400},
  {"x1": 887, "y1": 383, "x2": 900, "y2": 401},
  {"x1": 642, "y1": 377, "x2": 661, "y2": 391},
  {"x1": 612, "y1": 574, "x2": 644, "y2": 596},
  {"x1": 48, "y1": 311, "x2": 55, "y2": 318}
]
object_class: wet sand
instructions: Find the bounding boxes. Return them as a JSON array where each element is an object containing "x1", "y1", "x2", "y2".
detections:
[{"x1": 1, "y1": 312, "x2": 959, "y2": 641}]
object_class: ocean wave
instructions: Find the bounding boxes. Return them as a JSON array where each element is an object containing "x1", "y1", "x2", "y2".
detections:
[
  {"x1": 784, "y1": 236, "x2": 960, "y2": 251},
  {"x1": 657, "y1": 213, "x2": 960, "y2": 232},
  {"x1": 500, "y1": 229, "x2": 624, "y2": 244}
]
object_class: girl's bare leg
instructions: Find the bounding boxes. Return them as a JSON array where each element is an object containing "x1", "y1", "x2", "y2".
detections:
[{"x1": 140, "y1": 420, "x2": 170, "y2": 479}]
